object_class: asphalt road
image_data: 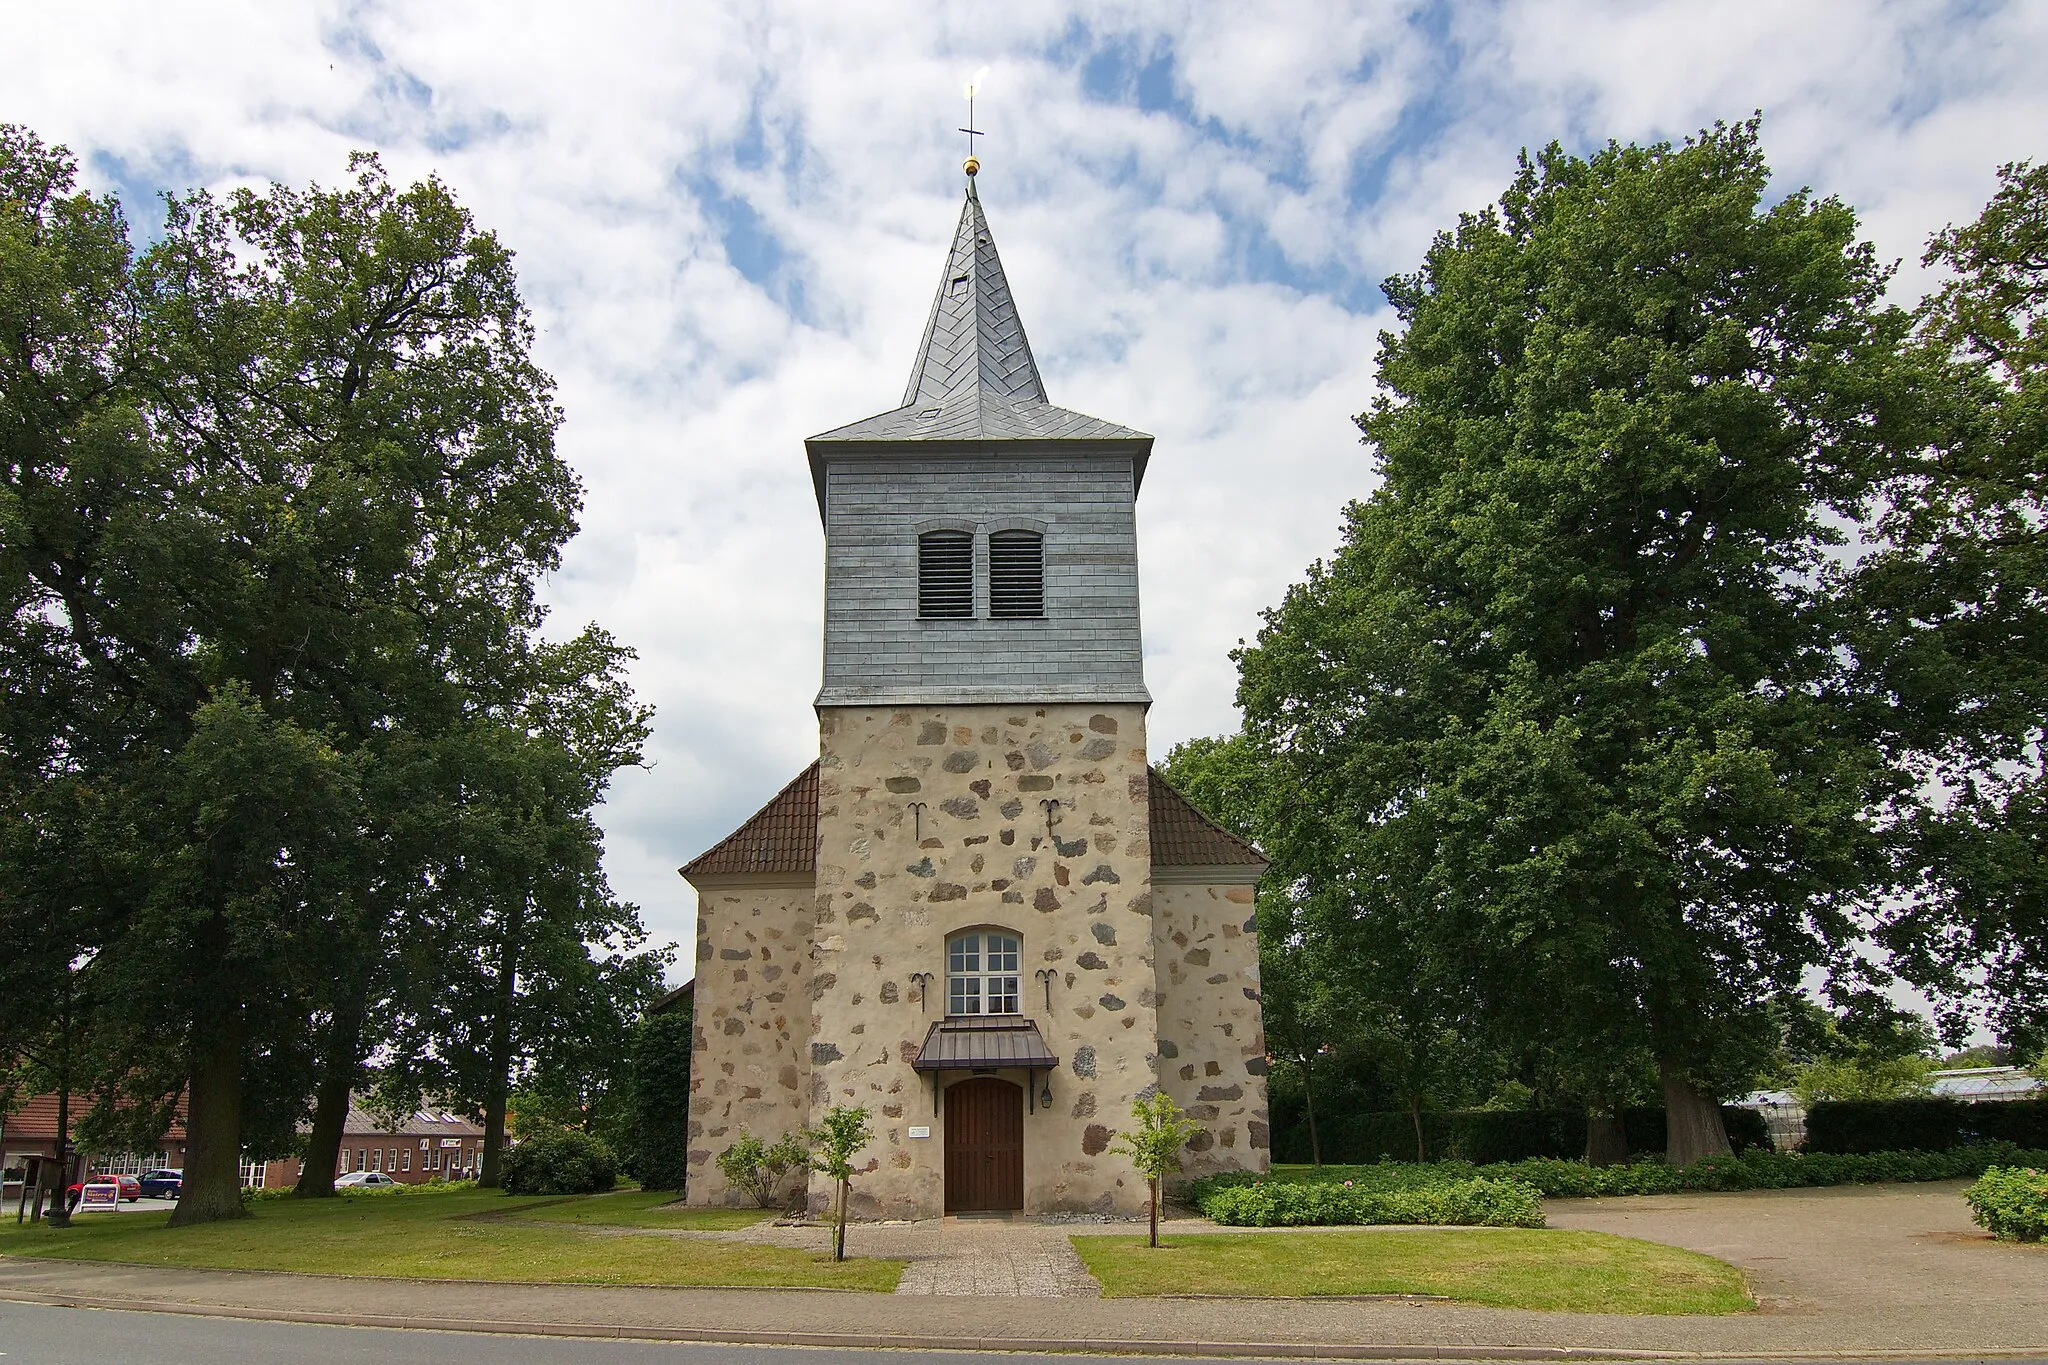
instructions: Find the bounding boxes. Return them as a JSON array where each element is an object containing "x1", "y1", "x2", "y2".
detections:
[{"x1": 2, "y1": 1303, "x2": 2045, "y2": 1365}]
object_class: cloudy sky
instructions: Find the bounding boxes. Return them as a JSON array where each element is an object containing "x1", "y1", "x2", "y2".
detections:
[{"x1": 14, "y1": 1, "x2": 2045, "y2": 976}]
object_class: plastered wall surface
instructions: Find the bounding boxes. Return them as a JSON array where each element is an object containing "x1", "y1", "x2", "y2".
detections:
[
  {"x1": 808, "y1": 701, "x2": 1157, "y2": 1218},
  {"x1": 1151, "y1": 880, "x2": 1272, "y2": 1179},
  {"x1": 684, "y1": 881, "x2": 816, "y2": 1207}
]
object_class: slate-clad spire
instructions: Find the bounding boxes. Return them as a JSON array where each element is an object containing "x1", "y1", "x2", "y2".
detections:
[
  {"x1": 901, "y1": 183, "x2": 1048, "y2": 409},
  {"x1": 806, "y1": 183, "x2": 1151, "y2": 450}
]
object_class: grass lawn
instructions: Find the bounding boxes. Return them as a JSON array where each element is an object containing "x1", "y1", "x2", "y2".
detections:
[
  {"x1": 0, "y1": 1189, "x2": 898, "y2": 1291},
  {"x1": 505, "y1": 1188, "x2": 770, "y2": 1231},
  {"x1": 1071, "y1": 1228, "x2": 1750, "y2": 1314}
]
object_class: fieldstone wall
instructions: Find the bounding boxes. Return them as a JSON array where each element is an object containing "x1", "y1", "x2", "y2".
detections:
[
  {"x1": 809, "y1": 702, "x2": 1156, "y2": 1218},
  {"x1": 682, "y1": 878, "x2": 817, "y2": 1207},
  {"x1": 1151, "y1": 878, "x2": 1271, "y2": 1179}
]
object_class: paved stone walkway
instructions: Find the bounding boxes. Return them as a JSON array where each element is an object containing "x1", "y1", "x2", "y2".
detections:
[
  {"x1": 714, "y1": 1211, "x2": 1109, "y2": 1297},
  {"x1": 891, "y1": 1220, "x2": 1103, "y2": 1297}
]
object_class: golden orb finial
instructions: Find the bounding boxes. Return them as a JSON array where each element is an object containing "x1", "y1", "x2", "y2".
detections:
[{"x1": 964, "y1": 155, "x2": 980, "y2": 177}]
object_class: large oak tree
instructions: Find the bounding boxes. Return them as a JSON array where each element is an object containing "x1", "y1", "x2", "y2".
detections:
[{"x1": 1233, "y1": 120, "x2": 1910, "y2": 1163}]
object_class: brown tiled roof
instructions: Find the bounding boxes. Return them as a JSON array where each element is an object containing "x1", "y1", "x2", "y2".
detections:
[
  {"x1": 1148, "y1": 769, "x2": 1269, "y2": 868},
  {"x1": 680, "y1": 762, "x2": 821, "y2": 878},
  {"x1": 2, "y1": 1092, "x2": 187, "y2": 1143},
  {"x1": 912, "y1": 1016, "x2": 1059, "y2": 1071}
]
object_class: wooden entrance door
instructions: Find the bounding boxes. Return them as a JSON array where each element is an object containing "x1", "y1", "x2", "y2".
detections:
[{"x1": 944, "y1": 1077, "x2": 1023, "y2": 1212}]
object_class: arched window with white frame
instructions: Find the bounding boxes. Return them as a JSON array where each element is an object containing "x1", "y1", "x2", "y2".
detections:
[{"x1": 947, "y1": 930, "x2": 1020, "y2": 1015}]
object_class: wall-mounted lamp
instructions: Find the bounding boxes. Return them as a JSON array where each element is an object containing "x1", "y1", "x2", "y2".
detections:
[{"x1": 1040, "y1": 1079, "x2": 1054, "y2": 1108}]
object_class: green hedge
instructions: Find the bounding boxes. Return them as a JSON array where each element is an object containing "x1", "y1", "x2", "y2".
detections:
[
  {"x1": 1200, "y1": 1176, "x2": 1545, "y2": 1228},
  {"x1": 1805, "y1": 1099, "x2": 2048, "y2": 1154},
  {"x1": 1271, "y1": 1105, "x2": 1770, "y2": 1165},
  {"x1": 1964, "y1": 1166, "x2": 2048, "y2": 1242},
  {"x1": 1187, "y1": 1141, "x2": 2048, "y2": 1205}
]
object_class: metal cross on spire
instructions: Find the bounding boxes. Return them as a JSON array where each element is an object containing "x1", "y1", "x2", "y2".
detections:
[{"x1": 959, "y1": 79, "x2": 983, "y2": 177}]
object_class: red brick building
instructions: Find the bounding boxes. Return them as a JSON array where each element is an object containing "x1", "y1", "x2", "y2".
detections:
[
  {"x1": 262, "y1": 1100, "x2": 485, "y2": 1188},
  {"x1": 6, "y1": 1091, "x2": 483, "y2": 1202},
  {"x1": 2, "y1": 1093, "x2": 192, "y2": 1206}
]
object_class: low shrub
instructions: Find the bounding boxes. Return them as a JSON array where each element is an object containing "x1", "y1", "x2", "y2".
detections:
[
  {"x1": 1964, "y1": 1166, "x2": 2048, "y2": 1242},
  {"x1": 500, "y1": 1128, "x2": 618, "y2": 1196},
  {"x1": 1186, "y1": 1142, "x2": 2048, "y2": 1206},
  {"x1": 1201, "y1": 1176, "x2": 1544, "y2": 1228},
  {"x1": 715, "y1": 1132, "x2": 810, "y2": 1209}
]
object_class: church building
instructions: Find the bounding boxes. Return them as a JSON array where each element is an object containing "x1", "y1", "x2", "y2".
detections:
[{"x1": 681, "y1": 162, "x2": 1270, "y2": 1218}]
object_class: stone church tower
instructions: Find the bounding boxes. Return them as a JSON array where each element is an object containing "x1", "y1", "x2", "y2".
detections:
[{"x1": 681, "y1": 169, "x2": 1269, "y2": 1218}]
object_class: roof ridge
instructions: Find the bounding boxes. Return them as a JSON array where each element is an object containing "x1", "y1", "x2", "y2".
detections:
[
  {"x1": 679, "y1": 761, "x2": 822, "y2": 878},
  {"x1": 802, "y1": 185, "x2": 1152, "y2": 464},
  {"x1": 1147, "y1": 767, "x2": 1269, "y2": 868},
  {"x1": 901, "y1": 188, "x2": 1047, "y2": 411}
]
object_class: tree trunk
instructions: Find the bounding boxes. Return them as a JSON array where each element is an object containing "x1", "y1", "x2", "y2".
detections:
[
  {"x1": 1407, "y1": 1095, "x2": 1427, "y2": 1164},
  {"x1": 479, "y1": 901, "x2": 523, "y2": 1189},
  {"x1": 45, "y1": 1068, "x2": 73, "y2": 1229},
  {"x1": 169, "y1": 1020, "x2": 251, "y2": 1225},
  {"x1": 1148, "y1": 1176, "x2": 1159, "y2": 1248},
  {"x1": 1301, "y1": 1052, "x2": 1322, "y2": 1168},
  {"x1": 294, "y1": 1001, "x2": 365, "y2": 1198},
  {"x1": 833, "y1": 1177, "x2": 848, "y2": 1261},
  {"x1": 1660, "y1": 1058, "x2": 1731, "y2": 1167},
  {"x1": 1584, "y1": 1109, "x2": 1629, "y2": 1167},
  {"x1": 46, "y1": 977, "x2": 73, "y2": 1228}
]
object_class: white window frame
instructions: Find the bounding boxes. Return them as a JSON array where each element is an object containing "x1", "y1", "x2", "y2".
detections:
[{"x1": 947, "y1": 930, "x2": 1021, "y2": 1016}]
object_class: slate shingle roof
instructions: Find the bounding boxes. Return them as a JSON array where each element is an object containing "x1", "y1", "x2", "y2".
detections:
[
  {"x1": 678, "y1": 762, "x2": 821, "y2": 878},
  {"x1": 679, "y1": 763, "x2": 1263, "y2": 882},
  {"x1": 1147, "y1": 768, "x2": 1268, "y2": 869},
  {"x1": 807, "y1": 184, "x2": 1150, "y2": 450},
  {"x1": 334, "y1": 1101, "x2": 482, "y2": 1138}
]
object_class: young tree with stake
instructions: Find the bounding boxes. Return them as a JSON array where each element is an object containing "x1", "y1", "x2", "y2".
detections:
[
  {"x1": 808, "y1": 1105, "x2": 872, "y2": 1263},
  {"x1": 1111, "y1": 1092, "x2": 1201, "y2": 1248}
]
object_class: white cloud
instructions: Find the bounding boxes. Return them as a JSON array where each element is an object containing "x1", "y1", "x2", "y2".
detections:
[{"x1": 10, "y1": 0, "x2": 2042, "y2": 974}]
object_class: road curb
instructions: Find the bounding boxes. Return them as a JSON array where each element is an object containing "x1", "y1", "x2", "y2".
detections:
[{"x1": 2, "y1": 1287, "x2": 2045, "y2": 1362}]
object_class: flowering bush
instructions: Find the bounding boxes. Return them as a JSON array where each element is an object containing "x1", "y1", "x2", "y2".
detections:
[{"x1": 1964, "y1": 1167, "x2": 2048, "y2": 1242}]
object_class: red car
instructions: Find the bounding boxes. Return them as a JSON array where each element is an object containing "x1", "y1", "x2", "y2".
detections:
[{"x1": 65, "y1": 1174, "x2": 141, "y2": 1208}]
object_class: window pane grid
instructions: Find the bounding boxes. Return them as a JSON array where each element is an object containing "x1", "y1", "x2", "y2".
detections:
[{"x1": 946, "y1": 932, "x2": 1022, "y2": 1017}]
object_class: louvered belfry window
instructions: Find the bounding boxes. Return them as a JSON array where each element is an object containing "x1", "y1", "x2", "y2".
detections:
[
  {"x1": 918, "y1": 530, "x2": 973, "y2": 618},
  {"x1": 988, "y1": 530, "x2": 1044, "y2": 618}
]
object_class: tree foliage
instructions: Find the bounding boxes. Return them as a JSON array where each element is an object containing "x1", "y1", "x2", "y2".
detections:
[
  {"x1": 1859, "y1": 160, "x2": 2048, "y2": 1052},
  {"x1": 1217, "y1": 120, "x2": 1917, "y2": 1164},
  {"x1": 630, "y1": 1005, "x2": 695, "y2": 1192},
  {"x1": 0, "y1": 127, "x2": 660, "y2": 1223}
]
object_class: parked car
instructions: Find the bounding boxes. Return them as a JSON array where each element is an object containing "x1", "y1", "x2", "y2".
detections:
[
  {"x1": 334, "y1": 1171, "x2": 397, "y2": 1189},
  {"x1": 65, "y1": 1173, "x2": 141, "y2": 1208},
  {"x1": 138, "y1": 1169, "x2": 182, "y2": 1199}
]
